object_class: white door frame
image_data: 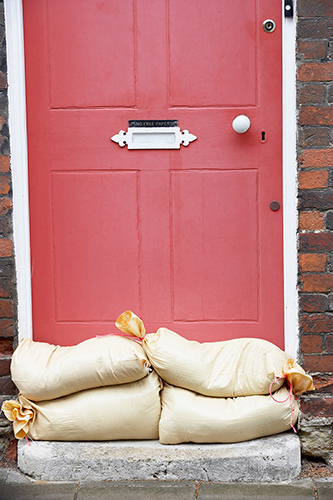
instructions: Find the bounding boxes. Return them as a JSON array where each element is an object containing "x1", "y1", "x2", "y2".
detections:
[
  {"x1": 4, "y1": 0, "x2": 32, "y2": 341},
  {"x1": 282, "y1": 4, "x2": 298, "y2": 358},
  {"x1": 4, "y1": 0, "x2": 299, "y2": 357}
]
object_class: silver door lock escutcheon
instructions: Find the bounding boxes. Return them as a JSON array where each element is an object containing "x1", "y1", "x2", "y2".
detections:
[{"x1": 262, "y1": 19, "x2": 276, "y2": 33}]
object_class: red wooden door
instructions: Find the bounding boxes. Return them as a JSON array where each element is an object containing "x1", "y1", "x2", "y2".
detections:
[{"x1": 23, "y1": 0, "x2": 283, "y2": 347}]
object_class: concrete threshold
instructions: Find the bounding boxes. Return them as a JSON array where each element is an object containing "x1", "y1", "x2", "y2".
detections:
[{"x1": 18, "y1": 432, "x2": 301, "y2": 483}]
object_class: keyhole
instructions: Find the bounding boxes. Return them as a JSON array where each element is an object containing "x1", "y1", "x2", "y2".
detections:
[{"x1": 261, "y1": 131, "x2": 266, "y2": 142}]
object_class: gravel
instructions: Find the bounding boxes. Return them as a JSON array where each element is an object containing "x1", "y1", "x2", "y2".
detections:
[{"x1": 298, "y1": 456, "x2": 333, "y2": 479}]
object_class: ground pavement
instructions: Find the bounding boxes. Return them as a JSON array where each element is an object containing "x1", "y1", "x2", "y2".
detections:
[{"x1": 0, "y1": 468, "x2": 332, "y2": 500}]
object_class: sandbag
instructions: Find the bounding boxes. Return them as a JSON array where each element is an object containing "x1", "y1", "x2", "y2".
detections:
[
  {"x1": 116, "y1": 311, "x2": 314, "y2": 397},
  {"x1": 2, "y1": 371, "x2": 162, "y2": 441},
  {"x1": 159, "y1": 383, "x2": 299, "y2": 444},
  {"x1": 11, "y1": 335, "x2": 150, "y2": 401}
]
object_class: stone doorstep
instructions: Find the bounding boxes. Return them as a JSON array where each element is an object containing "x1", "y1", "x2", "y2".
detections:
[{"x1": 17, "y1": 432, "x2": 301, "y2": 483}]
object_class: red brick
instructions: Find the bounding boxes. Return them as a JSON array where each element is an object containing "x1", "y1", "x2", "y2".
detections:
[
  {"x1": 299, "y1": 211, "x2": 325, "y2": 231},
  {"x1": 0, "y1": 217, "x2": 10, "y2": 238},
  {"x1": 0, "y1": 71, "x2": 7, "y2": 90},
  {"x1": 5, "y1": 439, "x2": 17, "y2": 463},
  {"x1": 299, "y1": 294, "x2": 328, "y2": 313},
  {"x1": 312, "y1": 375, "x2": 333, "y2": 393},
  {"x1": 297, "y1": 18, "x2": 333, "y2": 40},
  {"x1": 300, "y1": 314, "x2": 333, "y2": 334},
  {"x1": 0, "y1": 300, "x2": 13, "y2": 318},
  {"x1": 0, "y1": 197, "x2": 12, "y2": 216},
  {"x1": 298, "y1": 0, "x2": 333, "y2": 17},
  {"x1": 297, "y1": 41, "x2": 327, "y2": 60},
  {"x1": 326, "y1": 335, "x2": 333, "y2": 353},
  {"x1": 298, "y1": 62, "x2": 333, "y2": 82},
  {"x1": 299, "y1": 232, "x2": 333, "y2": 252},
  {"x1": 0, "y1": 357, "x2": 11, "y2": 375},
  {"x1": 0, "y1": 155, "x2": 9, "y2": 173},
  {"x1": 0, "y1": 239, "x2": 13, "y2": 257},
  {"x1": 298, "y1": 189, "x2": 333, "y2": 211},
  {"x1": 0, "y1": 377, "x2": 16, "y2": 395},
  {"x1": 298, "y1": 84, "x2": 325, "y2": 105},
  {"x1": 0, "y1": 176, "x2": 10, "y2": 195},
  {"x1": 299, "y1": 107, "x2": 333, "y2": 126},
  {"x1": 0, "y1": 320, "x2": 14, "y2": 338},
  {"x1": 303, "y1": 354, "x2": 333, "y2": 373},
  {"x1": 299, "y1": 149, "x2": 333, "y2": 168},
  {"x1": 300, "y1": 396, "x2": 333, "y2": 418},
  {"x1": 298, "y1": 170, "x2": 328, "y2": 189},
  {"x1": 0, "y1": 259, "x2": 14, "y2": 279},
  {"x1": 301, "y1": 334, "x2": 323, "y2": 353},
  {"x1": 300, "y1": 274, "x2": 333, "y2": 293},
  {"x1": 299, "y1": 127, "x2": 331, "y2": 148},
  {"x1": 299, "y1": 253, "x2": 326, "y2": 272},
  {"x1": 0, "y1": 338, "x2": 13, "y2": 355},
  {"x1": 0, "y1": 279, "x2": 12, "y2": 298}
]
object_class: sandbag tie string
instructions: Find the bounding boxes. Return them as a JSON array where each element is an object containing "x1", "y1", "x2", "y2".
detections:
[{"x1": 269, "y1": 376, "x2": 298, "y2": 433}]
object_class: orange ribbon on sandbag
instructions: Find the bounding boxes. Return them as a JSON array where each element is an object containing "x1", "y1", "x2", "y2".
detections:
[
  {"x1": 115, "y1": 311, "x2": 147, "y2": 340},
  {"x1": 282, "y1": 359, "x2": 315, "y2": 395},
  {"x1": 1, "y1": 399, "x2": 34, "y2": 441}
]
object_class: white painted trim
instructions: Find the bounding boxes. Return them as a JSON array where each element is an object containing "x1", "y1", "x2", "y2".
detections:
[
  {"x1": 5, "y1": 1, "x2": 299, "y2": 352},
  {"x1": 4, "y1": 0, "x2": 33, "y2": 341},
  {"x1": 282, "y1": 4, "x2": 298, "y2": 358}
]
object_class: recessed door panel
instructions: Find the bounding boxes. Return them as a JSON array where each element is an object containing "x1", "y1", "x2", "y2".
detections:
[
  {"x1": 51, "y1": 171, "x2": 140, "y2": 321},
  {"x1": 169, "y1": 0, "x2": 257, "y2": 107},
  {"x1": 172, "y1": 170, "x2": 258, "y2": 321},
  {"x1": 48, "y1": 0, "x2": 136, "y2": 108}
]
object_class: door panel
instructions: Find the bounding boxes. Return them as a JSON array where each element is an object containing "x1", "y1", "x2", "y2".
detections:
[
  {"x1": 51, "y1": 171, "x2": 140, "y2": 321},
  {"x1": 48, "y1": 0, "x2": 136, "y2": 107},
  {"x1": 172, "y1": 170, "x2": 258, "y2": 322},
  {"x1": 169, "y1": 0, "x2": 257, "y2": 106},
  {"x1": 23, "y1": 0, "x2": 283, "y2": 347}
]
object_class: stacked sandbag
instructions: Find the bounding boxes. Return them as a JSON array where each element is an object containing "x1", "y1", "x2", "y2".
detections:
[
  {"x1": 159, "y1": 384, "x2": 298, "y2": 444},
  {"x1": 115, "y1": 311, "x2": 314, "y2": 397},
  {"x1": 116, "y1": 311, "x2": 314, "y2": 444},
  {"x1": 2, "y1": 311, "x2": 314, "y2": 445},
  {"x1": 2, "y1": 371, "x2": 161, "y2": 441},
  {"x1": 11, "y1": 335, "x2": 150, "y2": 400},
  {"x1": 3, "y1": 335, "x2": 162, "y2": 441}
]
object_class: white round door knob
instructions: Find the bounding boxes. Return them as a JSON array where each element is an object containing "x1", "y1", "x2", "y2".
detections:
[{"x1": 232, "y1": 115, "x2": 251, "y2": 134}]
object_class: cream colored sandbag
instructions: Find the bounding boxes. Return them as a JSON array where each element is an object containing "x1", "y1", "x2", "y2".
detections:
[
  {"x1": 11, "y1": 335, "x2": 150, "y2": 401},
  {"x1": 159, "y1": 383, "x2": 299, "y2": 444},
  {"x1": 2, "y1": 371, "x2": 162, "y2": 441},
  {"x1": 116, "y1": 311, "x2": 314, "y2": 397}
]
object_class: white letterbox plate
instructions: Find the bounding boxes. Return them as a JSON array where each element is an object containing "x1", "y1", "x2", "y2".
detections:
[{"x1": 111, "y1": 126, "x2": 197, "y2": 150}]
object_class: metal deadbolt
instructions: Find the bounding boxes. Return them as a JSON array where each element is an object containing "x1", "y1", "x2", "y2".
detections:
[
  {"x1": 263, "y1": 19, "x2": 276, "y2": 33},
  {"x1": 270, "y1": 201, "x2": 280, "y2": 211}
]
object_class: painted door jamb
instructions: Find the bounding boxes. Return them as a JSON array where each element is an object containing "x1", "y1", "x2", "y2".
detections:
[
  {"x1": 4, "y1": 0, "x2": 33, "y2": 342},
  {"x1": 282, "y1": 2, "x2": 298, "y2": 358},
  {"x1": 4, "y1": 0, "x2": 299, "y2": 357}
]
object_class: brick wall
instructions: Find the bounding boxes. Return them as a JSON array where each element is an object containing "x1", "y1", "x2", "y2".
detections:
[
  {"x1": 0, "y1": 0, "x2": 332, "y2": 467},
  {"x1": 0, "y1": 0, "x2": 17, "y2": 465},
  {"x1": 297, "y1": 0, "x2": 333, "y2": 462}
]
